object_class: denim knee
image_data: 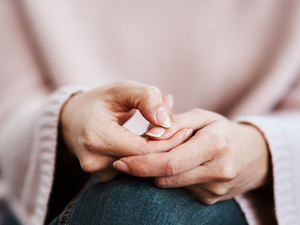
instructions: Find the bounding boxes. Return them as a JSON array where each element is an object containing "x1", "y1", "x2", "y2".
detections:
[
  {"x1": 74, "y1": 175, "x2": 194, "y2": 224},
  {"x1": 50, "y1": 175, "x2": 247, "y2": 225}
]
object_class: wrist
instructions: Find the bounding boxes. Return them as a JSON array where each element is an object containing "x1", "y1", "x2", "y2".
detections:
[
  {"x1": 58, "y1": 92, "x2": 84, "y2": 167},
  {"x1": 237, "y1": 122, "x2": 272, "y2": 188},
  {"x1": 60, "y1": 91, "x2": 84, "y2": 155}
]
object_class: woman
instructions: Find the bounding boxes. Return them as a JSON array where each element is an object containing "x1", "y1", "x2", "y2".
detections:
[{"x1": 1, "y1": 1, "x2": 300, "y2": 224}]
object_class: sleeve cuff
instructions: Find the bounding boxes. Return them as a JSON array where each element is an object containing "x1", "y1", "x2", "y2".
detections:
[
  {"x1": 23, "y1": 85, "x2": 88, "y2": 225},
  {"x1": 234, "y1": 114, "x2": 298, "y2": 225}
]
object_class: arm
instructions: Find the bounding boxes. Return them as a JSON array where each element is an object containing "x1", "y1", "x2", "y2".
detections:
[
  {"x1": 233, "y1": 77, "x2": 300, "y2": 225},
  {"x1": 0, "y1": 1, "x2": 184, "y2": 224},
  {"x1": 114, "y1": 76, "x2": 300, "y2": 224}
]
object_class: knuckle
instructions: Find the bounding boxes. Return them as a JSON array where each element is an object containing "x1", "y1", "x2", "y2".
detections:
[
  {"x1": 202, "y1": 198, "x2": 219, "y2": 205},
  {"x1": 171, "y1": 115, "x2": 183, "y2": 127},
  {"x1": 164, "y1": 158, "x2": 181, "y2": 176},
  {"x1": 116, "y1": 80, "x2": 135, "y2": 87},
  {"x1": 80, "y1": 161, "x2": 92, "y2": 173},
  {"x1": 213, "y1": 134, "x2": 230, "y2": 155},
  {"x1": 82, "y1": 125, "x2": 96, "y2": 147},
  {"x1": 96, "y1": 177, "x2": 111, "y2": 182},
  {"x1": 186, "y1": 189, "x2": 218, "y2": 205},
  {"x1": 96, "y1": 173, "x2": 117, "y2": 183},
  {"x1": 110, "y1": 80, "x2": 137, "y2": 96},
  {"x1": 191, "y1": 108, "x2": 203, "y2": 115},
  {"x1": 218, "y1": 164, "x2": 237, "y2": 181},
  {"x1": 82, "y1": 125, "x2": 109, "y2": 153},
  {"x1": 127, "y1": 162, "x2": 149, "y2": 177},
  {"x1": 83, "y1": 132, "x2": 101, "y2": 152},
  {"x1": 198, "y1": 130, "x2": 216, "y2": 144},
  {"x1": 190, "y1": 108, "x2": 205, "y2": 120},
  {"x1": 210, "y1": 185, "x2": 229, "y2": 197},
  {"x1": 80, "y1": 159, "x2": 103, "y2": 173},
  {"x1": 137, "y1": 165, "x2": 149, "y2": 177},
  {"x1": 109, "y1": 80, "x2": 134, "y2": 100},
  {"x1": 80, "y1": 154, "x2": 113, "y2": 174},
  {"x1": 142, "y1": 86, "x2": 161, "y2": 102},
  {"x1": 135, "y1": 138, "x2": 148, "y2": 154},
  {"x1": 154, "y1": 177, "x2": 169, "y2": 188}
]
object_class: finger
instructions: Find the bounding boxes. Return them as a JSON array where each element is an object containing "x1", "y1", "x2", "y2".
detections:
[
  {"x1": 151, "y1": 166, "x2": 209, "y2": 188},
  {"x1": 184, "y1": 186, "x2": 221, "y2": 205},
  {"x1": 107, "y1": 127, "x2": 193, "y2": 158},
  {"x1": 78, "y1": 149, "x2": 122, "y2": 182},
  {"x1": 146, "y1": 108, "x2": 222, "y2": 139},
  {"x1": 153, "y1": 167, "x2": 230, "y2": 204},
  {"x1": 95, "y1": 169, "x2": 121, "y2": 182},
  {"x1": 185, "y1": 178, "x2": 236, "y2": 204},
  {"x1": 146, "y1": 94, "x2": 173, "y2": 132},
  {"x1": 152, "y1": 157, "x2": 236, "y2": 188},
  {"x1": 113, "y1": 131, "x2": 215, "y2": 177},
  {"x1": 163, "y1": 94, "x2": 173, "y2": 116},
  {"x1": 144, "y1": 127, "x2": 167, "y2": 139},
  {"x1": 109, "y1": 80, "x2": 172, "y2": 128},
  {"x1": 78, "y1": 153, "x2": 116, "y2": 171}
]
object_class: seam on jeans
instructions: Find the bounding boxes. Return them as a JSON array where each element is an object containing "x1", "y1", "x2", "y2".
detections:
[
  {"x1": 65, "y1": 201, "x2": 75, "y2": 225},
  {"x1": 59, "y1": 206, "x2": 68, "y2": 225},
  {"x1": 59, "y1": 200, "x2": 75, "y2": 225}
]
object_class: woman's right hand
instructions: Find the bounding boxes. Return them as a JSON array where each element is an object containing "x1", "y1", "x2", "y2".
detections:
[{"x1": 60, "y1": 80, "x2": 192, "y2": 182}]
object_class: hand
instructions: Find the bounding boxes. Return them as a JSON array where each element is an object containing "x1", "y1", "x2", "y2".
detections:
[
  {"x1": 144, "y1": 94, "x2": 174, "y2": 137},
  {"x1": 113, "y1": 108, "x2": 271, "y2": 204},
  {"x1": 60, "y1": 80, "x2": 192, "y2": 182}
]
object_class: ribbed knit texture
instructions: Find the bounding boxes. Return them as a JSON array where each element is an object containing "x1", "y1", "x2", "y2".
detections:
[{"x1": 1, "y1": 1, "x2": 300, "y2": 224}]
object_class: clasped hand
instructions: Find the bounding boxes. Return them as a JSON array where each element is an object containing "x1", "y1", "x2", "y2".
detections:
[
  {"x1": 61, "y1": 80, "x2": 191, "y2": 182},
  {"x1": 61, "y1": 80, "x2": 270, "y2": 204}
]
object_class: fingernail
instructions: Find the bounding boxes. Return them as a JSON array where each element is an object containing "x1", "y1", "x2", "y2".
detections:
[
  {"x1": 155, "y1": 106, "x2": 172, "y2": 128},
  {"x1": 167, "y1": 94, "x2": 174, "y2": 108},
  {"x1": 146, "y1": 127, "x2": 166, "y2": 137},
  {"x1": 184, "y1": 129, "x2": 193, "y2": 140},
  {"x1": 113, "y1": 161, "x2": 129, "y2": 173}
]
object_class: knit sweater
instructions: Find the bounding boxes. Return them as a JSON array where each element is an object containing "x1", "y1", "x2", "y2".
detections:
[{"x1": 1, "y1": 1, "x2": 300, "y2": 225}]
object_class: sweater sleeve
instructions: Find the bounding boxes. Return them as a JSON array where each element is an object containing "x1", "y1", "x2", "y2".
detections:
[
  {"x1": 0, "y1": 2, "x2": 88, "y2": 225},
  {"x1": 234, "y1": 77, "x2": 300, "y2": 225}
]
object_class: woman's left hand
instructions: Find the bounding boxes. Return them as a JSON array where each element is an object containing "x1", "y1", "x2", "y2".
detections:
[{"x1": 113, "y1": 109, "x2": 271, "y2": 204}]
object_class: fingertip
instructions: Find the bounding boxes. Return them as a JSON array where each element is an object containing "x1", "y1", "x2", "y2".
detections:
[
  {"x1": 184, "y1": 129, "x2": 193, "y2": 140},
  {"x1": 113, "y1": 161, "x2": 129, "y2": 173},
  {"x1": 146, "y1": 127, "x2": 167, "y2": 138},
  {"x1": 155, "y1": 106, "x2": 172, "y2": 128}
]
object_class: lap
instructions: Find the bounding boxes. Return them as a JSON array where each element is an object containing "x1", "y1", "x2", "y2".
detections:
[{"x1": 50, "y1": 175, "x2": 247, "y2": 225}]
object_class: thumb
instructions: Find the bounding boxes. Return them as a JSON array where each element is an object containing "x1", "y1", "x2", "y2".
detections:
[
  {"x1": 111, "y1": 80, "x2": 172, "y2": 128},
  {"x1": 147, "y1": 94, "x2": 174, "y2": 131}
]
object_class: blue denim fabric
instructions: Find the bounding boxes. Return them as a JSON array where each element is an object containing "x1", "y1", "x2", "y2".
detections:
[
  {"x1": 49, "y1": 175, "x2": 247, "y2": 225},
  {"x1": 1, "y1": 204, "x2": 21, "y2": 225}
]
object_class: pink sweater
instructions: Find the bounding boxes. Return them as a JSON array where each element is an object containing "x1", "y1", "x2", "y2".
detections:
[{"x1": 1, "y1": 1, "x2": 300, "y2": 224}]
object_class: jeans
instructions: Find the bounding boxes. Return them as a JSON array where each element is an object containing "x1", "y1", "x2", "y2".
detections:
[{"x1": 49, "y1": 175, "x2": 247, "y2": 225}]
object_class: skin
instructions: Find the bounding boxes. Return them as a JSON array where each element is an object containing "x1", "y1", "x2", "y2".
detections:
[
  {"x1": 113, "y1": 109, "x2": 271, "y2": 205},
  {"x1": 61, "y1": 80, "x2": 271, "y2": 204},
  {"x1": 60, "y1": 80, "x2": 192, "y2": 182}
]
